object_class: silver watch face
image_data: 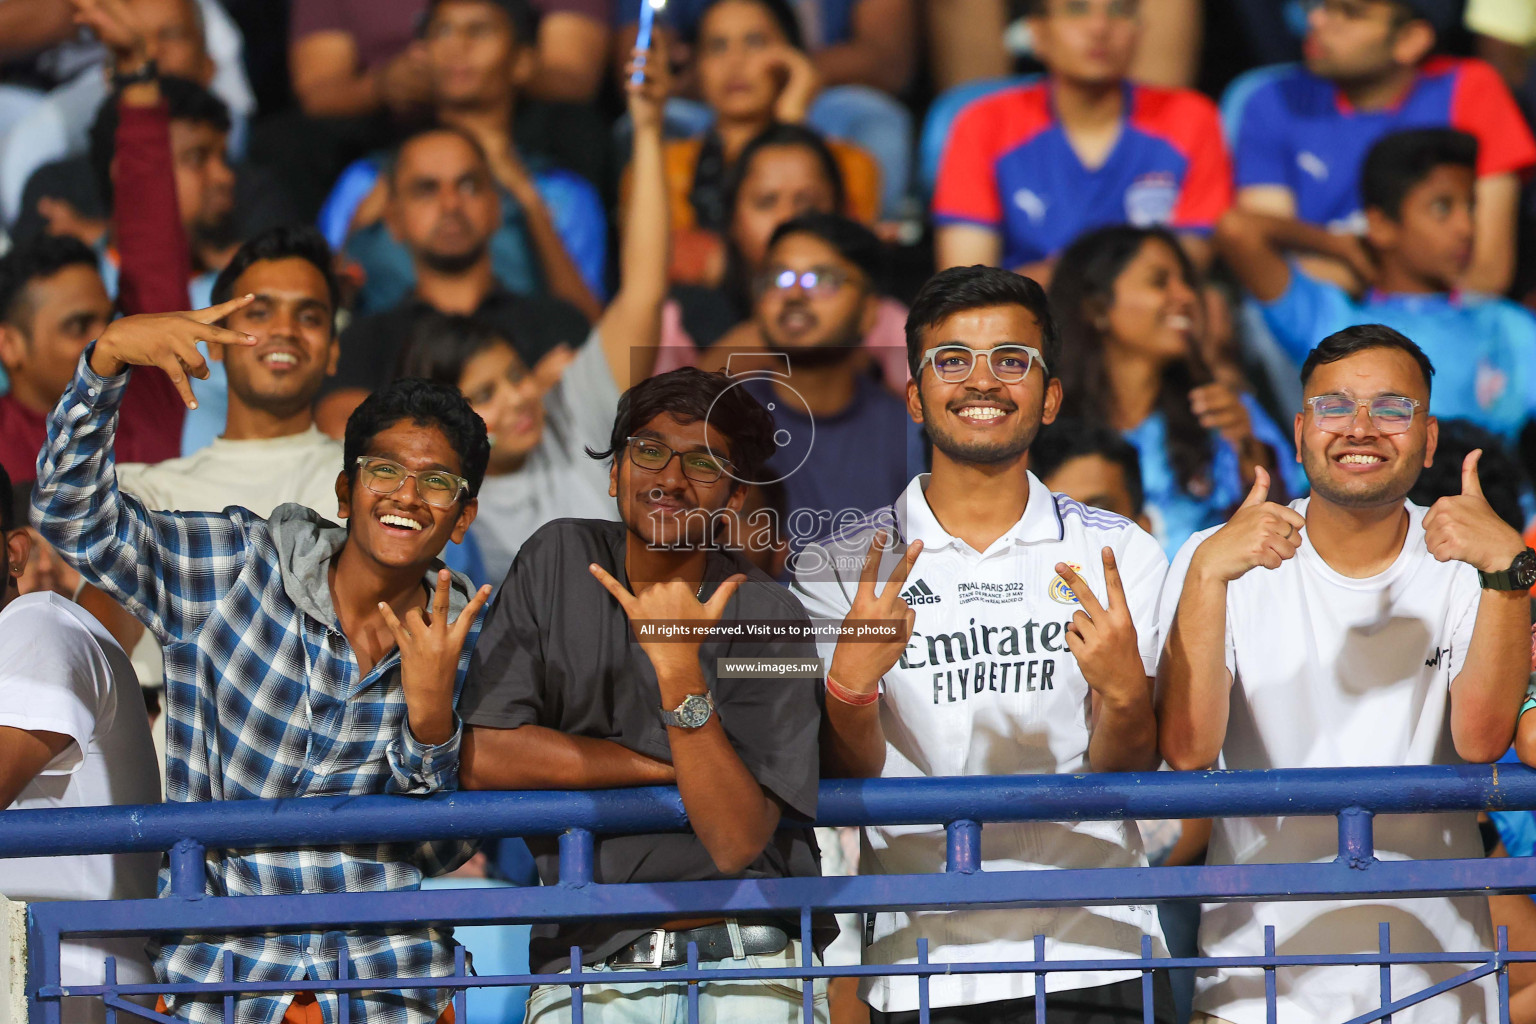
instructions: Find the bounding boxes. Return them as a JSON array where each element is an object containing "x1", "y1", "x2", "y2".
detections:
[{"x1": 673, "y1": 693, "x2": 713, "y2": 728}]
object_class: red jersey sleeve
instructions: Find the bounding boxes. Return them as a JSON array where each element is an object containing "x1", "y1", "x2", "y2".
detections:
[
  {"x1": 932, "y1": 96, "x2": 1007, "y2": 228},
  {"x1": 1448, "y1": 58, "x2": 1536, "y2": 178},
  {"x1": 1156, "y1": 89, "x2": 1234, "y2": 232}
]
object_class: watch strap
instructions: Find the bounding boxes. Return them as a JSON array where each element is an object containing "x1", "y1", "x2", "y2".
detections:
[
  {"x1": 1478, "y1": 548, "x2": 1536, "y2": 591},
  {"x1": 112, "y1": 58, "x2": 159, "y2": 88},
  {"x1": 660, "y1": 692, "x2": 714, "y2": 728}
]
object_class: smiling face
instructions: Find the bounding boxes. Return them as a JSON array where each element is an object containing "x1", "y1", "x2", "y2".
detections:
[
  {"x1": 1296, "y1": 346, "x2": 1436, "y2": 510},
  {"x1": 1368, "y1": 164, "x2": 1476, "y2": 292},
  {"x1": 1031, "y1": 0, "x2": 1139, "y2": 87},
  {"x1": 730, "y1": 145, "x2": 840, "y2": 274},
  {"x1": 908, "y1": 304, "x2": 1061, "y2": 467},
  {"x1": 1102, "y1": 236, "x2": 1200, "y2": 366},
  {"x1": 220, "y1": 257, "x2": 338, "y2": 419},
  {"x1": 697, "y1": 0, "x2": 791, "y2": 124},
  {"x1": 609, "y1": 411, "x2": 746, "y2": 550},
  {"x1": 387, "y1": 132, "x2": 501, "y2": 274},
  {"x1": 754, "y1": 232, "x2": 874, "y2": 364},
  {"x1": 457, "y1": 338, "x2": 546, "y2": 472},
  {"x1": 336, "y1": 420, "x2": 479, "y2": 570}
]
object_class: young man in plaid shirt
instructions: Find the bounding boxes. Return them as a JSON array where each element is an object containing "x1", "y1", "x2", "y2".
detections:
[{"x1": 31, "y1": 297, "x2": 494, "y2": 1024}]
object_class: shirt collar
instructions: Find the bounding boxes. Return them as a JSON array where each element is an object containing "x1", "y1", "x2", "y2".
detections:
[{"x1": 897, "y1": 471, "x2": 1063, "y2": 553}]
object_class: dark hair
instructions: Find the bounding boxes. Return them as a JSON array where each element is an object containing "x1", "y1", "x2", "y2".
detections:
[
  {"x1": 1409, "y1": 420, "x2": 1526, "y2": 530},
  {"x1": 690, "y1": 0, "x2": 803, "y2": 48},
  {"x1": 1049, "y1": 225, "x2": 1215, "y2": 498},
  {"x1": 0, "y1": 463, "x2": 13, "y2": 533},
  {"x1": 383, "y1": 124, "x2": 491, "y2": 191},
  {"x1": 343, "y1": 378, "x2": 492, "y2": 498},
  {"x1": 766, "y1": 213, "x2": 885, "y2": 288},
  {"x1": 396, "y1": 311, "x2": 514, "y2": 383},
  {"x1": 210, "y1": 225, "x2": 340, "y2": 324},
  {"x1": 588, "y1": 367, "x2": 776, "y2": 486},
  {"x1": 1361, "y1": 128, "x2": 1476, "y2": 222},
  {"x1": 906, "y1": 265, "x2": 1060, "y2": 378},
  {"x1": 1030, "y1": 417, "x2": 1146, "y2": 516},
  {"x1": 1299, "y1": 323, "x2": 1435, "y2": 395},
  {"x1": 0, "y1": 234, "x2": 100, "y2": 328},
  {"x1": 89, "y1": 76, "x2": 230, "y2": 211},
  {"x1": 425, "y1": 0, "x2": 539, "y2": 46}
]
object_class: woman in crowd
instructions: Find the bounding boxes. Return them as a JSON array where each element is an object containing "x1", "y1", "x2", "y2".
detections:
[{"x1": 1049, "y1": 224, "x2": 1302, "y2": 554}]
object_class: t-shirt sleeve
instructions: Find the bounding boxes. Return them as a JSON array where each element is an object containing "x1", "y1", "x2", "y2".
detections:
[
  {"x1": 1169, "y1": 96, "x2": 1233, "y2": 232},
  {"x1": 0, "y1": 600, "x2": 107, "y2": 777},
  {"x1": 1115, "y1": 525, "x2": 1172, "y2": 676},
  {"x1": 458, "y1": 534, "x2": 550, "y2": 729},
  {"x1": 1157, "y1": 527, "x2": 1236, "y2": 680},
  {"x1": 716, "y1": 586, "x2": 824, "y2": 819},
  {"x1": 931, "y1": 99, "x2": 1004, "y2": 229},
  {"x1": 1449, "y1": 60, "x2": 1536, "y2": 179},
  {"x1": 1230, "y1": 78, "x2": 1291, "y2": 190},
  {"x1": 1447, "y1": 563, "x2": 1483, "y2": 680},
  {"x1": 1258, "y1": 267, "x2": 1357, "y2": 364}
]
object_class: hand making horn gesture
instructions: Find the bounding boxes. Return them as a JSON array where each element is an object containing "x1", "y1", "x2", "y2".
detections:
[
  {"x1": 1188, "y1": 467, "x2": 1306, "y2": 582},
  {"x1": 88, "y1": 295, "x2": 260, "y2": 409},
  {"x1": 378, "y1": 569, "x2": 494, "y2": 744},
  {"x1": 1055, "y1": 547, "x2": 1147, "y2": 697},
  {"x1": 589, "y1": 562, "x2": 749, "y2": 673},
  {"x1": 1424, "y1": 450, "x2": 1527, "y2": 572},
  {"x1": 826, "y1": 529, "x2": 924, "y2": 702}
]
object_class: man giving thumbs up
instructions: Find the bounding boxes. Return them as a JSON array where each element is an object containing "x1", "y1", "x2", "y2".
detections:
[{"x1": 1156, "y1": 324, "x2": 1531, "y2": 1024}]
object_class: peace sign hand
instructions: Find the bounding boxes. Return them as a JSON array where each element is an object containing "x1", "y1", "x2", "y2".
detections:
[
  {"x1": 379, "y1": 569, "x2": 494, "y2": 746},
  {"x1": 89, "y1": 295, "x2": 259, "y2": 409},
  {"x1": 1056, "y1": 547, "x2": 1148, "y2": 700},
  {"x1": 826, "y1": 529, "x2": 923, "y2": 700},
  {"x1": 589, "y1": 563, "x2": 749, "y2": 675}
]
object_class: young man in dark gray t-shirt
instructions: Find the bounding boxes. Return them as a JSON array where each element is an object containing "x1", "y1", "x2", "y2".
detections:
[{"x1": 459, "y1": 367, "x2": 831, "y2": 1023}]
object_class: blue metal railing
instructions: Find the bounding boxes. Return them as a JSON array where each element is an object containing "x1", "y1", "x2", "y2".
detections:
[{"x1": 10, "y1": 764, "x2": 1536, "y2": 1024}]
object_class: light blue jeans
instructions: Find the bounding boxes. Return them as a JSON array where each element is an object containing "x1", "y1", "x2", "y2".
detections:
[{"x1": 524, "y1": 931, "x2": 829, "y2": 1024}]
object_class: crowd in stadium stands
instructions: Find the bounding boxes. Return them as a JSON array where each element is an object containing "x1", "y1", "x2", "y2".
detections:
[{"x1": 8, "y1": 0, "x2": 1536, "y2": 1022}]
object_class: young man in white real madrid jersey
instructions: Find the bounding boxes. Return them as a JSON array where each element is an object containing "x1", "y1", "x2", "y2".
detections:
[
  {"x1": 1158, "y1": 324, "x2": 1532, "y2": 1024},
  {"x1": 793, "y1": 265, "x2": 1177, "y2": 1023}
]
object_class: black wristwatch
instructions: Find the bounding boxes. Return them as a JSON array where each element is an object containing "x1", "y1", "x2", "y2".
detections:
[
  {"x1": 112, "y1": 58, "x2": 158, "y2": 89},
  {"x1": 1478, "y1": 548, "x2": 1536, "y2": 591}
]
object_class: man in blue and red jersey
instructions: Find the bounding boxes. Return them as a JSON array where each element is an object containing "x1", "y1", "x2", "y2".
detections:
[
  {"x1": 1227, "y1": 0, "x2": 1536, "y2": 296},
  {"x1": 931, "y1": 0, "x2": 1231, "y2": 284}
]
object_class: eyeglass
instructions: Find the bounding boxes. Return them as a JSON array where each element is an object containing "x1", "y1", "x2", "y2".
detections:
[
  {"x1": 625, "y1": 436, "x2": 733, "y2": 484},
  {"x1": 754, "y1": 267, "x2": 851, "y2": 297},
  {"x1": 1306, "y1": 394, "x2": 1423, "y2": 434},
  {"x1": 918, "y1": 344, "x2": 1047, "y2": 384},
  {"x1": 354, "y1": 456, "x2": 469, "y2": 508}
]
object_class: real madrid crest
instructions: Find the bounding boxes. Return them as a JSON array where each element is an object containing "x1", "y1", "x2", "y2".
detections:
[{"x1": 1049, "y1": 564, "x2": 1084, "y2": 605}]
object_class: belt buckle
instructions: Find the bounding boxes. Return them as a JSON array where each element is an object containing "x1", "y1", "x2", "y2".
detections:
[{"x1": 649, "y1": 927, "x2": 669, "y2": 970}]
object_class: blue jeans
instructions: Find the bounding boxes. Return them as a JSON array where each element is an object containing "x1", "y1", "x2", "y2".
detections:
[{"x1": 524, "y1": 934, "x2": 829, "y2": 1024}]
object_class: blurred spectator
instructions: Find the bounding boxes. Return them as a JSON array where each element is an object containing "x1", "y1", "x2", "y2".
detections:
[
  {"x1": 314, "y1": 126, "x2": 590, "y2": 437},
  {"x1": 1467, "y1": 0, "x2": 1536, "y2": 125},
  {"x1": 622, "y1": 0, "x2": 882, "y2": 268},
  {"x1": 390, "y1": 51, "x2": 670, "y2": 582},
  {"x1": 1050, "y1": 224, "x2": 1299, "y2": 554},
  {"x1": 1218, "y1": 128, "x2": 1536, "y2": 444},
  {"x1": 933, "y1": 0, "x2": 1231, "y2": 283},
  {"x1": 924, "y1": 0, "x2": 1009, "y2": 92},
  {"x1": 1128, "y1": 0, "x2": 1203, "y2": 88},
  {"x1": 1031, "y1": 417, "x2": 1153, "y2": 531},
  {"x1": 336, "y1": 0, "x2": 607, "y2": 319},
  {"x1": 615, "y1": 0, "x2": 912, "y2": 215},
  {"x1": 1408, "y1": 418, "x2": 1529, "y2": 532},
  {"x1": 715, "y1": 213, "x2": 921, "y2": 546},
  {"x1": 0, "y1": 0, "x2": 254, "y2": 233},
  {"x1": 0, "y1": 462, "x2": 161, "y2": 1024},
  {"x1": 1227, "y1": 0, "x2": 1536, "y2": 296}
]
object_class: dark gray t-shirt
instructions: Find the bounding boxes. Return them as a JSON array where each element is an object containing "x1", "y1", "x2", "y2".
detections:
[{"x1": 459, "y1": 518, "x2": 828, "y2": 972}]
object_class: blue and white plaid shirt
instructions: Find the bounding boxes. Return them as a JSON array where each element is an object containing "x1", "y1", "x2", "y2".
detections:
[{"x1": 32, "y1": 353, "x2": 481, "y2": 1024}]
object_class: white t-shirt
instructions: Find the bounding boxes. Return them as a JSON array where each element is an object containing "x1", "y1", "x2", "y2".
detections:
[
  {"x1": 793, "y1": 473, "x2": 1170, "y2": 1011},
  {"x1": 1158, "y1": 499, "x2": 1497, "y2": 1024},
  {"x1": 470, "y1": 331, "x2": 620, "y2": 585},
  {"x1": 0, "y1": 593, "x2": 161, "y2": 1021}
]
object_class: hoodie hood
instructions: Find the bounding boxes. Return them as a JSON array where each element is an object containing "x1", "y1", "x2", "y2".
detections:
[{"x1": 267, "y1": 503, "x2": 473, "y2": 627}]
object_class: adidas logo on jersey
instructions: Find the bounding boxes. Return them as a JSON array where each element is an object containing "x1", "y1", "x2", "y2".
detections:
[{"x1": 901, "y1": 579, "x2": 942, "y2": 605}]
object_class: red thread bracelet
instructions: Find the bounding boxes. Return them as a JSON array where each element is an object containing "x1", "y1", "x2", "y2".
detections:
[{"x1": 826, "y1": 674, "x2": 880, "y2": 706}]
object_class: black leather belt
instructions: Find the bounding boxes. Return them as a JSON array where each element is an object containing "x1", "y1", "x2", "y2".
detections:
[{"x1": 607, "y1": 923, "x2": 789, "y2": 968}]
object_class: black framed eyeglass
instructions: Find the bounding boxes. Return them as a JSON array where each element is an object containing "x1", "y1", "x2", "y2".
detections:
[
  {"x1": 624, "y1": 437, "x2": 733, "y2": 483},
  {"x1": 918, "y1": 343, "x2": 1047, "y2": 384},
  {"x1": 753, "y1": 267, "x2": 851, "y2": 297},
  {"x1": 1305, "y1": 394, "x2": 1423, "y2": 435},
  {"x1": 354, "y1": 456, "x2": 469, "y2": 508}
]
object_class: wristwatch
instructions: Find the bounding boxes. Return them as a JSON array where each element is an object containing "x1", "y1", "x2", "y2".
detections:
[
  {"x1": 112, "y1": 58, "x2": 158, "y2": 89},
  {"x1": 1478, "y1": 548, "x2": 1536, "y2": 591},
  {"x1": 660, "y1": 693, "x2": 715, "y2": 729}
]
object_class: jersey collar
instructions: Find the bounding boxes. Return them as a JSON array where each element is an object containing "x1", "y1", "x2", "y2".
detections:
[{"x1": 898, "y1": 471, "x2": 1063, "y2": 553}]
